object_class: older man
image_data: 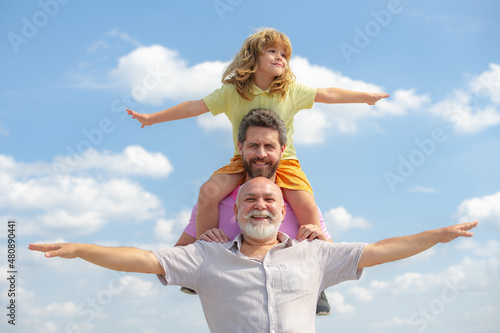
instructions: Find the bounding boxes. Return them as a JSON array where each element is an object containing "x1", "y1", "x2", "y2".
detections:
[{"x1": 29, "y1": 177, "x2": 478, "y2": 332}]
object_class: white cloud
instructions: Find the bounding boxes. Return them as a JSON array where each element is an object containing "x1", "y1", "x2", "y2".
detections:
[
  {"x1": 455, "y1": 239, "x2": 500, "y2": 258},
  {"x1": 324, "y1": 206, "x2": 371, "y2": 232},
  {"x1": 117, "y1": 276, "x2": 156, "y2": 298},
  {"x1": 291, "y1": 57, "x2": 430, "y2": 142},
  {"x1": 428, "y1": 63, "x2": 500, "y2": 134},
  {"x1": 53, "y1": 145, "x2": 173, "y2": 178},
  {"x1": 153, "y1": 209, "x2": 192, "y2": 243},
  {"x1": 326, "y1": 291, "x2": 355, "y2": 314},
  {"x1": 346, "y1": 286, "x2": 373, "y2": 301},
  {"x1": 0, "y1": 147, "x2": 167, "y2": 236},
  {"x1": 455, "y1": 191, "x2": 500, "y2": 229},
  {"x1": 109, "y1": 44, "x2": 226, "y2": 105},
  {"x1": 197, "y1": 112, "x2": 231, "y2": 131}
]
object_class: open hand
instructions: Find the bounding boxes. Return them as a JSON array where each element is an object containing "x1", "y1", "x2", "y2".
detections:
[
  {"x1": 367, "y1": 92, "x2": 390, "y2": 105},
  {"x1": 126, "y1": 109, "x2": 153, "y2": 128},
  {"x1": 438, "y1": 220, "x2": 478, "y2": 243},
  {"x1": 28, "y1": 243, "x2": 79, "y2": 259}
]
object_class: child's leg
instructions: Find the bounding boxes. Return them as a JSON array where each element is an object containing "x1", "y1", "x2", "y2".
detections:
[
  {"x1": 196, "y1": 173, "x2": 242, "y2": 238},
  {"x1": 282, "y1": 188, "x2": 321, "y2": 237}
]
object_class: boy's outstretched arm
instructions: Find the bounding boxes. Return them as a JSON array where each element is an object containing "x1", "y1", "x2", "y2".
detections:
[
  {"x1": 127, "y1": 99, "x2": 209, "y2": 128},
  {"x1": 315, "y1": 87, "x2": 389, "y2": 105},
  {"x1": 358, "y1": 220, "x2": 478, "y2": 269},
  {"x1": 28, "y1": 243, "x2": 165, "y2": 275}
]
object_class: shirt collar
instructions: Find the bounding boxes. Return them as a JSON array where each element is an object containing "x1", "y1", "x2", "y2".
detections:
[
  {"x1": 229, "y1": 232, "x2": 293, "y2": 252},
  {"x1": 252, "y1": 84, "x2": 270, "y2": 96}
]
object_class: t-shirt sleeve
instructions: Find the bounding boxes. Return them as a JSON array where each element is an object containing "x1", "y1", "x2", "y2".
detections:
[
  {"x1": 291, "y1": 81, "x2": 317, "y2": 111},
  {"x1": 203, "y1": 84, "x2": 230, "y2": 116},
  {"x1": 182, "y1": 204, "x2": 197, "y2": 238},
  {"x1": 319, "y1": 242, "x2": 367, "y2": 288},
  {"x1": 151, "y1": 242, "x2": 205, "y2": 289}
]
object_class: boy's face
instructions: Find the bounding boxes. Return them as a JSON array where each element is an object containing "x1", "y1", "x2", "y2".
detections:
[{"x1": 257, "y1": 44, "x2": 288, "y2": 78}]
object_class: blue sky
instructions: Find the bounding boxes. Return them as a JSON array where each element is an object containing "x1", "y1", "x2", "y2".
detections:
[{"x1": 1, "y1": 0, "x2": 500, "y2": 332}]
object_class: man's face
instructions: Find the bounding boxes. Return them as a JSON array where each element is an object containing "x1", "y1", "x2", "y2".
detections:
[
  {"x1": 238, "y1": 126, "x2": 285, "y2": 180},
  {"x1": 234, "y1": 177, "x2": 286, "y2": 241}
]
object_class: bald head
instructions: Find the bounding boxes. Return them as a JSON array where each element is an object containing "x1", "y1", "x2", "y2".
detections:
[{"x1": 237, "y1": 177, "x2": 283, "y2": 206}]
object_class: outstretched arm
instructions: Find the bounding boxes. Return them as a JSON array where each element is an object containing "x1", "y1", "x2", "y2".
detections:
[
  {"x1": 358, "y1": 220, "x2": 478, "y2": 269},
  {"x1": 28, "y1": 243, "x2": 165, "y2": 275},
  {"x1": 127, "y1": 99, "x2": 209, "y2": 128},
  {"x1": 315, "y1": 87, "x2": 389, "y2": 105}
]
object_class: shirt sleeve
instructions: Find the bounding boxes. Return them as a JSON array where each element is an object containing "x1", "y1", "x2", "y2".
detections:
[
  {"x1": 290, "y1": 81, "x2": 317, "y2": 111},
  {"x1": 151, "y1": 242, "x2": 206, "y2": 289},
  {"x1": 203, "y1": 84, "x2": 230, "y2": 116},
  {"x1": 318, "y1": 242, "x2": 367, "y2": 288}
]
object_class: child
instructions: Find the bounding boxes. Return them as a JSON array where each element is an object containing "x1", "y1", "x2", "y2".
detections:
[{"x1": 127, "y1": 27, "x2": 389, "y2": 240}]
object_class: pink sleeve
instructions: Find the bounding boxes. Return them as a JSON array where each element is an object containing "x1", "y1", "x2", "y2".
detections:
[{"x1": 279, "y1": 203, "x2": 331, "y2": 240}]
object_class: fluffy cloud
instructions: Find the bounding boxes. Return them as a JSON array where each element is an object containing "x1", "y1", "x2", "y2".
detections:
[
  {"x1": 326, "y1": 291, "x2": 355, "y2": 314},
  {"x1": 289, "y1": 56, "x2": 430, "y2": 142},
  {"x1": 455, "y1": 191, "x2": 500, "y2": 229},
  {"x1": 324, "y1": 206, "x2": 371, "y2": 232},
  {"x1": 0, "y1": 146, "x2": 168, "y2": 236},
  {"x1": 428, "y1": 63, "x2": 500, "y2": 134},
  {"x1": 153, "y1": 209, "x2": 192, "y2": 243},
  {"x1": 109, "y1": 44, "x2": 226, "y2": 105}
]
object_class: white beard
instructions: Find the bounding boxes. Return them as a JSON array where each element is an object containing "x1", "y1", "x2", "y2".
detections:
[{"x1": 238, "y1": 210, "x2": 280, "y2": 240}]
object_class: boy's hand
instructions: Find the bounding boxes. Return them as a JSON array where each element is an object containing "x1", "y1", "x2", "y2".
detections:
[
  {"x1": 29, "y1": 243, "x2": 79, "y2": 259},
  {"x1": 367, "y1": 92, "x2": 390, "y2": 105},
  {"x1": 126, "y1": 109, "x2": 153, "y2": 128}
]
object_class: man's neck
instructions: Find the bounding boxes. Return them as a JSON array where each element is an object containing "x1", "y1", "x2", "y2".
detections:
[{"x1": 240, "y1": 236, "x2": 281, "y2": 262}]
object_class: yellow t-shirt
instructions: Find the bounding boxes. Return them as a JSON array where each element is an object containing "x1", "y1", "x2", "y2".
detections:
[{"x1": 203, "y1": 82, "x2": 317, "y2": 160}]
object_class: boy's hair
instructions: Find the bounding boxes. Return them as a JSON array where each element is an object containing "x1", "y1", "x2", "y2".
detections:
[
  {"x1": 222, "y1": 28, "x2": 296, "y2": 101},
  {"x1": 238, "y1": 108, "x2": 287, "y2": 147}
]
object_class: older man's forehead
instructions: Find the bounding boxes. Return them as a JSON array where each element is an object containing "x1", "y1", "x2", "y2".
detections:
[
  {"x1": 242, "y1": 190, "x2": 280, "y2": 198},
  {"x1": 239, "y1": 178, "x2": 282, "y2": 199}
]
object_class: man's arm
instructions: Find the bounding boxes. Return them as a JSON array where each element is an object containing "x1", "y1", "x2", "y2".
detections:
[
  {"x1": 29, "y1": 243, "x2": 165, "y2": 275},
  {"x1": 358, "y1": 220, "x2": 478, "y2": 269}
]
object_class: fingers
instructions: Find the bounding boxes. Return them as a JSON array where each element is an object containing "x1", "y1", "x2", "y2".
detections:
[
  {"x1": 199, "y1": 229, "x2": 229, "y2": 243},
  {"x1": 296, "y1": 225, "x2": 326, "y2": 242},
  {"x1": 28, "y1": 244, "x2": 61, "y2": 258},
  {"x1": 458, "y1": 220, "x2": 478, "y2": 237}
]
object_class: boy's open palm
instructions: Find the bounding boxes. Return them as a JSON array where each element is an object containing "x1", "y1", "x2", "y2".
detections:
[
  {"x1": 29, "y1": 243, "x2": 78, "y2": 259},
  {"x1": 126, "y1": 109, "x2": 152, "y2": 128}
]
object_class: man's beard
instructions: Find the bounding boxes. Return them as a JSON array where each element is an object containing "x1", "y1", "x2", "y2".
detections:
[
  {"x1": 238, "y1": 210, "x2": 280, "y2": 240},
  {"x1": 242, "y1": 155, "x2": 280, "y2": 179}
]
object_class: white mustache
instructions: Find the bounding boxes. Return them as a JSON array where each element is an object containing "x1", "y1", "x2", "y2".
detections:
[{"x1": 243, "y1": 209, "x2": 275, "y2": 220}]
